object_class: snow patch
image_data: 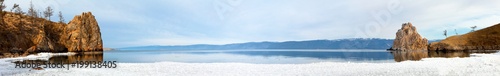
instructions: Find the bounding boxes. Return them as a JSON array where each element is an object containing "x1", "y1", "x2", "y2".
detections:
[
  {"x1": 1, "y1": 52, "x2": 77, "y2": 62},
  {"x1": 0, "y1": 52, "x2": 499, "y2": 76}
]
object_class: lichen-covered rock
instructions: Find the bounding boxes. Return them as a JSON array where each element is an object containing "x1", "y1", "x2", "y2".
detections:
[
  {"x1": 390, "y1": 22, "x2": 428, "y2": 51},
  {"x1": 0, "y1": 11, "x2": 102, "y2": 58}
]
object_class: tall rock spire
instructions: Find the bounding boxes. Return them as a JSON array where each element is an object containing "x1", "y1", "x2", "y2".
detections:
[{"x1": 390, "y1": 22, "x2": 428, "y2": 51}]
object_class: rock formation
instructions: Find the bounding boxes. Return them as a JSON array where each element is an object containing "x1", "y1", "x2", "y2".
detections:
[
  {"x1": 62, "y1": 12, "x2": 103, "y2": 52},
  {"x1": 390, "y1": 22, "x2": 428, "y2": 51},
  {"x1": 429, "y1": 23, "x2": 500, "y2": 51},
  {"x1": 0, "y1": 12, "x2": 102, "y2": 58}
]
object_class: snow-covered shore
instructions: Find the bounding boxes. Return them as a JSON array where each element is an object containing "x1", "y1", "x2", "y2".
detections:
[{"x1": 1, "y1": 53, "x2": 500, "y2": 76}]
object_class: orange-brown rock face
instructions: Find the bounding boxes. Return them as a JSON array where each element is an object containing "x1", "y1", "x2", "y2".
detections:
[
  {"x1": 0, "y1": 12, "x2": 102, "y2": 57},
  {"x1": 63, "y1": 12, "x2": 103, "y2": 52},
  {"x1": 390, "y1": 22, "x2": 428, "y2": 51}
]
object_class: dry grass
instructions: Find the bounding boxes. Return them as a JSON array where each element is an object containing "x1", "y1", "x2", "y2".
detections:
[{"x1": 430, "y1": 23, "x2": 500, "y2": 51}]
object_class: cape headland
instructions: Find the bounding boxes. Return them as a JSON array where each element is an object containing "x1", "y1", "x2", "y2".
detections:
[
  {"x1": 390, "y1": 22, "x2": 500, "y2": 51},
  {"x1": 429, "y1": 23, "x2": 500, "y2": 51},
  {"x1": 0, "y1": 11, "x2": 103, "y2": 58}
]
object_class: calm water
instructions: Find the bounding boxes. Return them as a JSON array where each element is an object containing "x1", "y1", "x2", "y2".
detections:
[
  {"x1": 104, "y1": 49, "x2": 395, "y2": 63},
  {"x1": 32, "y1": 49, "x2": 499, "y2": 64}
]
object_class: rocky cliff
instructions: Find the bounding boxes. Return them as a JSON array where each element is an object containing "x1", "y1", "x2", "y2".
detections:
[
  {"x1": 429, "y1": 23, "x2": 500, "y2": 51},
  {"x1": 0, "y1": 12, "x2": 102, "y2": 58},
  {"x1": 62, "y1": 12, "x2": 103, "y2": 52},
  {"x1": 390, "y1": 22, "x2": 428, "y2": 51}
]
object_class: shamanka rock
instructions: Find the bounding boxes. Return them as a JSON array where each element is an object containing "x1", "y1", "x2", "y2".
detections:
[
  {"x1": 62, "y1": 12, "x2": 103, "y2": 52},
  {"x1": 390, "y1": 22, "x2": 428, "y2": 51}
]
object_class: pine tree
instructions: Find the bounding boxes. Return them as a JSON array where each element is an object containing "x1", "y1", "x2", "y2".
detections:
[
  {"x1": 14, "y1": 6, "x2": 24, "y2": 14},
  {"x1": 10, "y1": 4, "x2": 18, "y2": 12},
  {"x1": 471, "y1": 26, "x2": 477, "y2": 32},
  {"x1": 58, "y1": 11, "x2": 64, "y2": 23},
  {"x1": 28, "y1": 1, "x2": 38, "y2": 18},
  {"x1": 44, "y1": 6, "x2": 53, "y2": 20},
  {"x1": 454, "y1": 29, "x2": 458, "y2": 35},
  {"x1": 0, "y1": 0, "x2": 5, "y2": 11},
  {"x1": 444, "y1": 30, "x2": 447, "y2": 37},
  {"x1": 0, "y1": 0, "x2": 5, "y2": 21}
]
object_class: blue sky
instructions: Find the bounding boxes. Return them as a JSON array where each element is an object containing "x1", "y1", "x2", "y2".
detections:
[{"x1": 5, "y1": 0, "x2": 500, "y2": 48}]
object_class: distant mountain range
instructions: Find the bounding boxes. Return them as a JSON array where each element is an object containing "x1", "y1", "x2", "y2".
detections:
[{"x1": 119, "y1": 38, "x2": 441, "y2": 50}]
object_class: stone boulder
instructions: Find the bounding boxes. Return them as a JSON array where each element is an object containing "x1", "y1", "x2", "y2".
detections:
[{"x1": 390, "y1": 22, "x2": 428, "y2": 51}]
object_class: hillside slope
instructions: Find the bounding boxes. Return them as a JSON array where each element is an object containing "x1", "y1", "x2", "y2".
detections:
[{"x1": 429, "y1": 23, "x2": 500, "y2": 51}]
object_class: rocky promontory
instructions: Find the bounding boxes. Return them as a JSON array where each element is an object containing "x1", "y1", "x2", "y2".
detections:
[
  {"x1": 390, "y1": 22, "x2": 500, "y2": 51},
  {"x1": 389, "y1": 22, "x2": 428, "y2": 51},
  {"x1": 0, "y1": 12, "x2": 102, "y2": 58},
  {"x1": 429, "y1": 23, "x2": 500, "y2": 51}
]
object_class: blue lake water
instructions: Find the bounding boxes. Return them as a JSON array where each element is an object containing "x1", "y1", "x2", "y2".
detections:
[
  {"x1": 103, "y1": 49, "x2": 395, "y2": 63},
  {"x1": 40, "y1": 49, "x2": 498, "y2": 64}
]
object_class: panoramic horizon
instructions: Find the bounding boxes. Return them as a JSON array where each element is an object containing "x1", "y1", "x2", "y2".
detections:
[
  {"x1": 2, "y1": 0, "x2": 500, "y2": 76},
  {"x1": 4, "y1": 0, "x2": 500, "y2": 48}
]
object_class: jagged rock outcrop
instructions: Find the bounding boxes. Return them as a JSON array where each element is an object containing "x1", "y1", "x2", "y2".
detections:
[
  {"x1": 390, "y1": 22, "x2": 428, "y2": 51},
  {"x1": 0, "y1": 12, "x2": 102, "y2": 58},
  {"x1": 429, "y1": 23, "x2": 500, "y2": 51},
  {"x1": 63, "y1": 12, "x2": 103, "y2": 52}
]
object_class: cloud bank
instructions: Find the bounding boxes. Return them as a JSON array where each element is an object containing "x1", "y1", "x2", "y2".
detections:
[{"x1": 4, "y1": 0, "x2": 500, "y2": 48}]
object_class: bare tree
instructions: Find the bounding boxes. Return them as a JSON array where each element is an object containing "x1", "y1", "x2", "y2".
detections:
[
  {"x1": 454, "y1": 29, "x2": 458, "y2": 35},
  {"x1": 58, "y1": 11, "x2": 64, "y2": 23},
  {"x1": 444, "y1": 30, "x2": 447, "y2": 37},
  {"x1": 0, "y1": 0, "x2": 5, "y2": 11},
  {"x1": 39, "y1": 11, "x2": 42, "y2": 18},
  {"x1": 28, "y1": 1, "x2": 38, "y2": 18},
  {"x1": 471, "y1": 26, "x2": 477, "y2": 32},
  {"x1": 10, "y1": 3, "x2": 19, "y2": 12},
  {"x1": 0, "y1": 0, "x2": 5, "y2": 21},
  {"x1": 14, "y1": 6, "x2": 23, "y2": 14}
]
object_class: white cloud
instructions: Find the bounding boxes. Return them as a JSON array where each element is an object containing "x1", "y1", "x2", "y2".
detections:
[
  {"x1": 5, "y1": 0, "x2": 500, "y2": 48},
  {"x1": 396, "y1": 0, "x2": 500, "y2": 39}
]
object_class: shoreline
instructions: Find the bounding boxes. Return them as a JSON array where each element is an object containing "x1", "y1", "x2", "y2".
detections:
[
  {"x1": 0, "y1": 52, "x2": 499, "y2": 75},
  {"x1": 387, "y1": 49, "x2": 500, "y2": 53}
]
